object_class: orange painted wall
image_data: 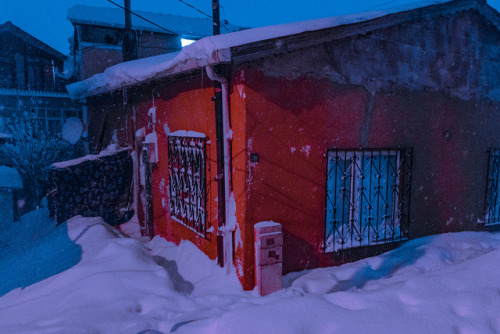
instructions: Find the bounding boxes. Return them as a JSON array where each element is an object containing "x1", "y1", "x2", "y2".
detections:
[
  {"x1": 139, "y1": 72, "x2": 250, "y2": 288},
  {"x1": 87, "y1": 72, "x2": 253, "y2": 289},
  {"x1": 145, "y1": 76, "x2": 219, "y2": 259}
]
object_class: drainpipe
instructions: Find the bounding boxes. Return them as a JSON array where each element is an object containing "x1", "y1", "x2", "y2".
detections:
[{"x1": 207, "y1": 65, "x2": 233, "y2": 272}]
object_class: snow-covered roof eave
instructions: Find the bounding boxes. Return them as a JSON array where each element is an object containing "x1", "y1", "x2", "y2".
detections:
[
  {"x1": 67, "y1": 0, "x2": 497, "y2": 101},
  {"x1": 66, "y1": 46, "x2": 231, "y2": 100}
]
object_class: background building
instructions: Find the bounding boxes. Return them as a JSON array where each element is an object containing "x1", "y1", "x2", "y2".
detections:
[
  {"x1": 0, "y1": 21, "x2": 81, "y2": 151},
  {"x1": 67, "y1": 4, "x2": 246, "y2": 81}
]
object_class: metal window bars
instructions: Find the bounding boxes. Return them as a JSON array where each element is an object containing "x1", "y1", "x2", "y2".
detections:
[
  {"x1": 485, "y1": 149, "x2": 500, "y2": 226},
  {"x1": 167, "y1": 135, "x2": 207, "y2": 237},
  {"x1": 325, "y1": 148, "x2": 413, "y2": 252}
]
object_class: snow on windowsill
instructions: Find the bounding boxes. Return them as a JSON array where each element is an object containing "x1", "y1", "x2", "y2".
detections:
[{"x1": 168, "y1": 130, "x2": 206, "y2": 138}]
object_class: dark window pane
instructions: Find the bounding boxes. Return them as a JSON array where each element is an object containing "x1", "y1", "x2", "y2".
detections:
[
  {"x1": 47, "y1": 109, "x2": 61, "y2": 118},
  {"x1": 48, "y1": 119, "x2": 62, "y2": 133},
  {"x1": 64, "y1": 110, "x2": 77, "y2": 119}
]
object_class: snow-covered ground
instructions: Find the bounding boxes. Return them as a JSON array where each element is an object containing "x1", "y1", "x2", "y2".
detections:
[{"x1": 1, "y1": 210, "x2": 500, "y2": 334}]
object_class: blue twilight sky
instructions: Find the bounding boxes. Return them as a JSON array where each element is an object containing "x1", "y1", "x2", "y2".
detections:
[{"x1": 1, "y1": 0, "x2": 500, "y2": 54}]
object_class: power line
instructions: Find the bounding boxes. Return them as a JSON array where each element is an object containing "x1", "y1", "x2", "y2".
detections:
[
  {"x1": 105, "y1": 0, "x2": 232, "y2": 37},
  {"x1": 105, "y1": 0, "x2": 177, "y2": 35},
  {"x1": 175, "y1": 0, "x2": 231, "y2": 33},
  {"x1": 177, "y1": 0, "x2": 212, "y2": 18}
]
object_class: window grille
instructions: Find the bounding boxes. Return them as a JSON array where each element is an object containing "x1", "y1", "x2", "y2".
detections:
[
  {"x1": 167, "y1": 134, "x2": 207, "y2": 236},
  {"x1": 325, "y1": 148, "x2": 413, "y2": 252},
  {"x1": 485, "y1": 149, "x2": 500, "y2": 226}
]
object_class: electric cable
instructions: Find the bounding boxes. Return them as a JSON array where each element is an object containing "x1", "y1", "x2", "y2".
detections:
[
  {"x1": 106, "y1": 0, "x2": 234, "y2": 36},
  {"x1": 175, "y1": 0, "x2": 232, "y2": 32},
  {"x1": 177, "y1": 0, "x2": 212, "y2": 18},
  {"x1": 105, "y1": 0, "x2": 177, "y2": 34}
]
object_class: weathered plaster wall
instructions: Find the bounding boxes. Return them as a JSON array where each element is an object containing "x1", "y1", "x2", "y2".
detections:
[
  {"x1": 228, "y1": 69, "x2": 251, "y2": 289},
  {"x1": 257, "y1": 10, "x2": 500, "y2": 100},
  {"x1": 81, "y1": 47, "x2": 123, "y2": 80},
  {"x1": 242, "y1": 10, "x2": 500, "y2": 274}
]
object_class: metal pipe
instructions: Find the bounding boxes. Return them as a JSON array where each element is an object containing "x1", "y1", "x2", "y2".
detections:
[{"x1": 207, "y1": 65, "x2": 233, "y2": 271}]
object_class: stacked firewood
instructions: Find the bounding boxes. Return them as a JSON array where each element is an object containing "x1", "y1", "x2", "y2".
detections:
[{"x1": 48, "y1": 150, "x2": 132, "y2": 225}]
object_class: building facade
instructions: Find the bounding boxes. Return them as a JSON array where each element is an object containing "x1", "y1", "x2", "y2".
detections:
[
  {"x1": 69, "y1": 0, "x2": 500, "y2": 290},
  {"x1": 67, "y1": 4, "x2": 245, "y2": 81}
]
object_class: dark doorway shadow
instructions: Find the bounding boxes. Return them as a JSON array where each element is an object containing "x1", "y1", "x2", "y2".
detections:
[{"x1": 152, "y1": 255, "x2": 194, "y2": 295}]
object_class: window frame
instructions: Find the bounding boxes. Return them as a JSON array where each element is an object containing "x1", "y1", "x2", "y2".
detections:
[
  {"x1": 30, "y1": 108, "x2": 82, "y2": 134},
  {"x1": 324, "y1": 148, "x2": 413, "y2": 252}
]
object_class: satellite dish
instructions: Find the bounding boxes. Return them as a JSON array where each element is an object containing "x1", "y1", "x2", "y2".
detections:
[{"x1": 62, "y1": 117, "x2": 83, "y2": 145}]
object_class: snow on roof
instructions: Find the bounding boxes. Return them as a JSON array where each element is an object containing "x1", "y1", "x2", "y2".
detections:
[
  {"x1": 51, "y1": 146, "x2": 129, "y2": 169},
  {"x1": 254, "y1": 221, "x2": 282, "y2": 228},
  {"x1": 67, "y1": 0, "x2": 471, "y2": 100},
  {"x1": 0, "y1": 166, "x2": 22, "y2": 189},
  {"x1": 67, "y1": 5, "x2": 243, "y2": 38}
]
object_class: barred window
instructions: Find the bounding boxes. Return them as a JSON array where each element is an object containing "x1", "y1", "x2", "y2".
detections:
[
  {"x1": 485, "y1": 149, "x2": 500, "y2": 226},
  {"x1": 167, "y1": 134, "x2": 207, "y2": 236},
  {"x1": 325, "y1": 148, "x2": 412, "y2": 252}
]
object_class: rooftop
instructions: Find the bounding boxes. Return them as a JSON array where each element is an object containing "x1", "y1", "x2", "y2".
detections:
[
  {"x1": 0, "y1": 21, "x2": 64, "y2": 59},
  {"x1": 67, "y1": 4, "x2": 245, "y2": 39},
  {"x1": 67, "y1": 0, "x2": 498, "y2": 100}
]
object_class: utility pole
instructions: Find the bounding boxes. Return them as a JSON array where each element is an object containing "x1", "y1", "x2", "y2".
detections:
[
  {"x1": 212, "y1": 0, "x2": 225, "y2": 267},
  {"x1": 123, "y1": 0, "x2": 137, "y2": 61},
  {"x1": 212, "y1": 0, "x2": 220, "y2": 36}
]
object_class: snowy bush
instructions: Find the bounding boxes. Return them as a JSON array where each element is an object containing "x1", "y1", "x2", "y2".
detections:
[{"x1": 0, "y1": 114, "x2": 80, "y2": 208}]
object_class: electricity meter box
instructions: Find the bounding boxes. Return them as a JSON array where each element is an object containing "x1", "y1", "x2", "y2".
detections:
[{"x1": 254, "y1": 221, "x2": 283, "y2": 296}]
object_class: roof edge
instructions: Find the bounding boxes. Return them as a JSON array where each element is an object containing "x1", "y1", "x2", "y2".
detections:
[
  {"x1": 0, "y1": 21, "x2": 64, "y2": 59},
  {"x1": 68, "y1": 0, "x2": 499, "y2": 100}
]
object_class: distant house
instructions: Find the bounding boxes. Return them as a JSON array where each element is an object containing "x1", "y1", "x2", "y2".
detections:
[
  {"x1": 67, "y1": 5, "x2": 246, "y2": 81},
  {"x1": 0, "y1": 21, "x2": 81, "y2": 143},
  {"x1": 68, "y1": 0, "x2": 500, "y2": 290}
]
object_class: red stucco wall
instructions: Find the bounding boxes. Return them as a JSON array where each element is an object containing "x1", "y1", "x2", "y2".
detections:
[{"x1": 240, "y1": 66, "x2": 499, "y2": 275}]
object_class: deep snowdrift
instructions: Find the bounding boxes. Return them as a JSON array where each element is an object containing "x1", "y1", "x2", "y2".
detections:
[{"x1": 1, "y1": 211, "x2": 500, "y2": 334}]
